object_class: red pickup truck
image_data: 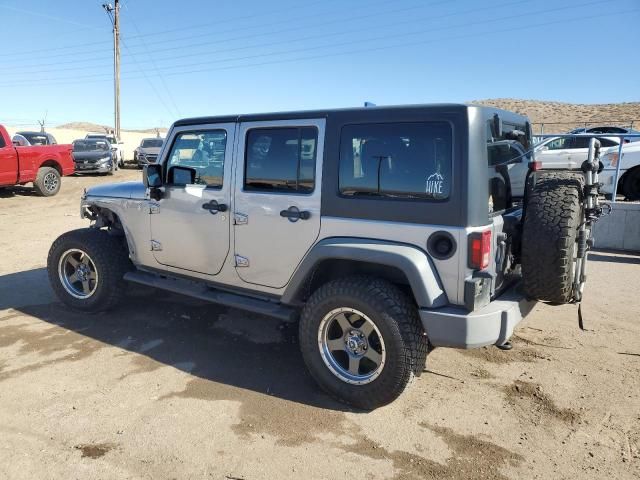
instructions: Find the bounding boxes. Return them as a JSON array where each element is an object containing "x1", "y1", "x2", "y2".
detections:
[{"x1": 0, "y1": 125, "x2": 74, "y2": 196}]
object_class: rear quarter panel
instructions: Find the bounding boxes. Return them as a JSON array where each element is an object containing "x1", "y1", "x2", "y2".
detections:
[{"x1": 15, "y1": 144, "x2": 74, "y2": 180}]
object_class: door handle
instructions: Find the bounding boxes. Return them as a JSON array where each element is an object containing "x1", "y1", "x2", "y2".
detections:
[
  {"x1": 280, "y1": 206, "x2": 310, "y2": 222},
  {"x1": 202, "y1": 200, "x2": 228, "y2": 214}
]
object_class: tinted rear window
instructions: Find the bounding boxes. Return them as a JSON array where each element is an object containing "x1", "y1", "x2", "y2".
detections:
[{"x1": 339, "y1": 122, "x2": 452, "y2": 200}]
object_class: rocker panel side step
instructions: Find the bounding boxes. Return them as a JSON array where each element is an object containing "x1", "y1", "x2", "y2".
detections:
[{"x1": 123, "y1": 271, "x2": 298, "y2": 322}]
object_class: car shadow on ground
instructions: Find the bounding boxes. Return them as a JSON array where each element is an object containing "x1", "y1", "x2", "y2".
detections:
[
  {"x1": 1, "y1": 268, "x2": 348, "y2": 411},
  {"x1": 589, "y1": 250, "x2": 640, "y2": 264},
  {"x1": 0, "y1": 185, "x2": 37, "y2": 197}
]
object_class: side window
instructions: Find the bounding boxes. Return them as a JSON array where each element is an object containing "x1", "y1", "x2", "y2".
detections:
[
  {"x1": 572, "y1": 137, "x2": 592, "y2": 149},
  {"x1": 600, "y1": 138, "x2": 618, "y2": 148},
  {"x1": 339, "y1": 122, "x2": 452, "y2": 200},
  {"x1": 0, "y1": 134, "x2": 5, "y2": 148},
  {"x1": 245, "y1": 127, "x2": 317, "y2": 193},
  {"x1": 546, "y1": 138, "x2": 572, "y2": 150},
  {"x1": 166, "y1": 130, "x2": 227, "y2": 188}
]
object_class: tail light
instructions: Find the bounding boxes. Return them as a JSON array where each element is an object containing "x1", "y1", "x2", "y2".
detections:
[
  {"x1": 528, "y1": 160, "x2": 542, "y2": 171},
  {"x1": 469, "y1": 230, "x2": 491, "y2": 270}
]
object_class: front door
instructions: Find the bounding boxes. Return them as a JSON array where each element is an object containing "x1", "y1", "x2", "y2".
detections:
[
  {"x1": 150, "y1": 123, "x2": 235, "y2": 275},
  {"x1": 0, "y1": 140, "x2": 18, "y2": 185},
  {"x1": 233, "y1": 119, "x2": 324, "y2": 288}
]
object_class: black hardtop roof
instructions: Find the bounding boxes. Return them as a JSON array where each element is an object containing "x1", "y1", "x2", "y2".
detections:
[{"x1": 172, "y1": 103, "x2": 527, "y2": 127}]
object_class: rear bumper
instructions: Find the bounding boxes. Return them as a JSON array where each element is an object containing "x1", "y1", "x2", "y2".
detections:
[{"x1": 419, "y1": 283, "x2": 535, "y2": 349}]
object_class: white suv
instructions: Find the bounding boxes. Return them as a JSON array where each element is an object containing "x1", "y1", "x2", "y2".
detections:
[{"x1": 600, "y1": 142, "x2": 640, "y2": 200}]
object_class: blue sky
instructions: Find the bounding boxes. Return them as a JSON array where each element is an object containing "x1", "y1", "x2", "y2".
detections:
[{"x1": 0, "y1": 0, "x2": 638, "y2": 129}]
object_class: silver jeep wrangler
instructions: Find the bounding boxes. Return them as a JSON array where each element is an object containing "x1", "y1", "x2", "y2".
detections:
[{"x1": 47, "y1": 104, "x2": 602, "y2": 409}]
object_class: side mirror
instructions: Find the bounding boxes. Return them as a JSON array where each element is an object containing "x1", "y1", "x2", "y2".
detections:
[
  {"x1": 144, "y1": 164, "x2": 164, "y2": 201},
  {"x1": 539, "y1": 145, "x2": 549, "y2": 151},
  {"x1": 168, "y1": 165, "x2": 197, "y2": 185},
  {"x1": 144, "y1": 164, "x2": 162, "y2": 188}
]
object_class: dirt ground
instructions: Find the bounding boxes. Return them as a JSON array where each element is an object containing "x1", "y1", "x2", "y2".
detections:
[{"x1": 0, "y1": 171, "x2": 639, "y2": 480}]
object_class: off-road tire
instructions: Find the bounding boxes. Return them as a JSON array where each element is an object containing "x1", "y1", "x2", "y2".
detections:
[
  {"x1": 299, "y1": 276, "x2": 428, "y2": 410},
  {"x1": 47, "y1": 228, "x2": 132, "y2": 312},
  {"x1": 622, "y1": 167, "x2": 640, "y2": 201},
  {"x1": 33, "y1": 166, "x2": 61, "y2": 196},
  {"x1": 522, "y1": 172, "x2": 584, "y2": 303}
]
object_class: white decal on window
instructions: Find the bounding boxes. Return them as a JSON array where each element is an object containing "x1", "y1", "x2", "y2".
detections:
[{"x1": 426, "y1": 172, "x2": 444, "y2": 195}]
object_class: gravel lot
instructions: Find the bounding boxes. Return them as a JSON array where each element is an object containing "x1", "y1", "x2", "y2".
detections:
[{"x1": 0, "y1": 171, "x2": 638, "y2": 480}]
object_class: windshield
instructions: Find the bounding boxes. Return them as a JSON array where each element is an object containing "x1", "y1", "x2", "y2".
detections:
[
  {"x1": 19, "y1": 132, "x2": 49, "y2": 145},
  {"x1": 87, "y1": 135, "x2": 116, "y2": 144},
  {"x1": 141, "y1": 139, "x2": 163, "y2": 148},
  {"x1": 73, "y1": 140, "x2": 110, "y2": 152}
]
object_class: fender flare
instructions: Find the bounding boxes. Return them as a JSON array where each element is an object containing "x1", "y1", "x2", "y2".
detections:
[{"x1": 281, "y1": 237, "x2": 448, "y2": 308}]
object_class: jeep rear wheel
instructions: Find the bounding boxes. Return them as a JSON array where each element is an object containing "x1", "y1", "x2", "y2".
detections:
[
  {"x1": 299, "y1": 276, "x2": 428, "y2": 410},
  {"x1": 47, "y1": 228, "x2": 132, "y2": 312},
  {"x1": 521, "y1": 172, "x2": 585, "y2": 304},
  {"x1": 33, "y1": 166, "x2": 61, "y2": 196}
]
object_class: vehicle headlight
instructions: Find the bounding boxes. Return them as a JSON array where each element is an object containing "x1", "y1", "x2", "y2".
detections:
[
  {"x1": 601, "y1": 152, "x2": 619, "y2": 168},
  {"x1": 99, "y1": 156, "x2": 112, "y2": 163}
]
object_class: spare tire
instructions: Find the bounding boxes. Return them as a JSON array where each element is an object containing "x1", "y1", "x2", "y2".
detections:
[{"x1": 521, "y1": 172, "x2": 584, "y2": 304}]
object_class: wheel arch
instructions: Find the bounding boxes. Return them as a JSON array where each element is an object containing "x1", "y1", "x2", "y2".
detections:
[
  {"x1": 618, "y1": 165, "x2": 640, "y2": 196},
  {"x1": 39, "y1": 159, "x2": 62, "y2": 175},
  {"x1": 281, "y1": 238, "x2": 448, "y2": 309},
  {"x1": 82, "y1": 203, "x2": 134, "y2": 256}
]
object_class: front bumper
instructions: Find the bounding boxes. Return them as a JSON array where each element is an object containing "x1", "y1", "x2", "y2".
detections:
[
  {"x1": 74, "y1": 161, "x2": 113, "y2": 174},
  {"x1": 419, "y1": 283, "x2": 535, "y2": 349},
  {"x1": 137, "y1": 155, "x2": 157, "y2": 166}
]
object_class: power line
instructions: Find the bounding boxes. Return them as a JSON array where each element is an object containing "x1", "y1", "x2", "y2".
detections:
[
  {"x1": 0, "y1": 4, "x2": 107, "y2": 31},
  {"x1": 0, "y1": 0, "x2": 615, "y2": 84},
  {"x1": 0, "y1": 5, "x2": 634, "y2": 90},
  {"x1": 0, "y1": 0, "x2": 350, "y2": 59},
  {"x1": 3, "y1": 0, "x2": 421, "y2": 67},
  {"x1": 118, "y1": 1, "x2": 180, "y2": 117},
  {"x1": 9, "y1": 0, "x2": 453, "y2": 74}
]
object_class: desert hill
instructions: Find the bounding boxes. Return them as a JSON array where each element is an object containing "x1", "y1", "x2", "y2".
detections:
[{"x1": 469, "y1": 99, "x2": 640, "y2": 133}]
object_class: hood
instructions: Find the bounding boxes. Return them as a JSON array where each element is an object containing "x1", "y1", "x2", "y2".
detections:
[
  {"x1": 73, "y1": 151, "x2": 112, "y2": 162},
  {"x1": 85, "y1": 181, "x2": 147, "y2": 200},
  {"x1": 138, "y1": 146, "x2": 161, "y2": 155}
]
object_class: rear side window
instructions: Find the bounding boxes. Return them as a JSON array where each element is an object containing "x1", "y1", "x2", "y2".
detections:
[
  {"x1": 245, "y1": 127, "x2": 317, "y2": 193},
  {"x1": 339, "y1": 122, "x2": 452, "y2": 200}
]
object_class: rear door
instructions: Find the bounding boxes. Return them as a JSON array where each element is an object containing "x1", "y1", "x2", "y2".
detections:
[
  {"x1": 233, "y1": 119, "x2": 324, "y2": 288},
  {"x1": 537, "y1": 137, "x2": 574, "y2": 166},
  {"x1": 149, "y1": 123, "x2": 235, "y2": 275}
]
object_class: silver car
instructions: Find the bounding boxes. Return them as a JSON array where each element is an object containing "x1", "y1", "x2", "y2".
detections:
[{"x1": 134, "y1": 137, "x2": 164, "y2": 167}]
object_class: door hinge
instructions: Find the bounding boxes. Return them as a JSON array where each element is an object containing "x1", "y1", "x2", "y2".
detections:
[
  {"x1": 150, "y1": 240, "x2": 162, "y2": 251},
  {"x1": 234, "y1": 255, "x2": 249, "y2": 267},
  {"x1": 234, "y1": 213, "x2": 248, "y2": 225},
  {"x1": 149, "y1": 202, "x2": 160, "y2": 214}
]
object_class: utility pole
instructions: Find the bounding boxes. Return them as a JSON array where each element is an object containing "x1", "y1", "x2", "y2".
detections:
[{"x1": 103, "y1": 1, "x2": 120, "y2": 139}]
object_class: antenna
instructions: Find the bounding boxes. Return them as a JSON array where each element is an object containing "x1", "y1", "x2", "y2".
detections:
[{"x1": 37, "y1": 110, "x2": 48, "y2": 133}]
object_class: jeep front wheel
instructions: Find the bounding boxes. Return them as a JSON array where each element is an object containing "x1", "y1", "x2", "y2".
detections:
[
  {"x1": 47, "y1": 228, "x2": 132, "y2": 312},
  {"x1": 299, "y1": 276, "x2": 428, "y2": 410}
]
